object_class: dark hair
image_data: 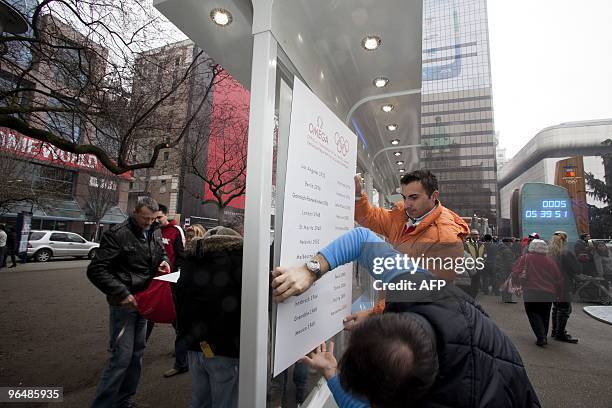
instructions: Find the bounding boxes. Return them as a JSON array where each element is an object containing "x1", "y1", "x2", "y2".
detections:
[
  {"x1": 134, "y1": 197, "x2": 159, "y2": 213},
  {"x1": 400, "y1": 170, "x2": 438, "y2": 197},
  {"x1": 339, "y1": 313, "x2": 439, "y2": 407},
  {"x1": 158, "y1": 204, "x2": 168, "y2": 215},
  {"x1": 483, "y1": 234, "x2": 493, "y2": 242}
]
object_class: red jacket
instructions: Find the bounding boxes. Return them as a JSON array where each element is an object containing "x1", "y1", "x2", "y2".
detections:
[
  {"x1": 512, "y1": 253, "x2": 564, "y2": 296},
  {"x1": 161, "y1": 220, "x2": 185, "y2": 271}
]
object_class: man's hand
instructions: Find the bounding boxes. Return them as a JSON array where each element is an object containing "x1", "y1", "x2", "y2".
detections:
[
  {"x1": 343, "y1": 309, "x2": 372, "y2": 331},
  {"x1": 354, "y1": 174, "x2": 363, "y2": 197},
  {"x1": 120, "y1": 294, "x2": 138, "y2": 310},
  {"x1": 300, "y1": 341, "x2": 337, "y2": 380},
  {"x1": 158, "y1": 261, "x2": 171, "y2": 274},
  {"x1": 271, "y1": 265, "x2": 316, "y2": 303}
]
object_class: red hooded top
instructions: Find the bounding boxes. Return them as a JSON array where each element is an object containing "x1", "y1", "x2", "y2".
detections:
[{"x1": 161, "y1": 220, "x2": 185, "y2": 271}]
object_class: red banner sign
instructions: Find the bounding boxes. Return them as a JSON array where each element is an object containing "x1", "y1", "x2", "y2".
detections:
[{"x1": 0, "y1": 127, "x2": 131, "y2": 179}]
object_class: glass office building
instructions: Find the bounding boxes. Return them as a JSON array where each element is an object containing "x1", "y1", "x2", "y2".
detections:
[{"x1": 420, "y1": 0, "x2": 497, "y2": 225}]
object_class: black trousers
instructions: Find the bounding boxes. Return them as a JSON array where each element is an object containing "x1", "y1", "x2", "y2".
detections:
[
  {"x1": 524, "y1": 301, "x2": 553, "y2": 341},
  {"x1": 470, "y1": 272, "x2": 481, "y2": 296},
  {"x1": 552, "y1": 301, "x2": 572, "y2": 335}
]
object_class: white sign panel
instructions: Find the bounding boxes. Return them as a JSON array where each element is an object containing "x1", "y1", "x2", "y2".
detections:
[{"x1": 274, "y1": 78, "x2": 357, "y2": 375}]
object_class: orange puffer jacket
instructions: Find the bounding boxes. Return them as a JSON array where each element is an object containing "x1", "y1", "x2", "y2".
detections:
[{"x1": 355, "y1": 193, "x2": 470, "y2": 282}]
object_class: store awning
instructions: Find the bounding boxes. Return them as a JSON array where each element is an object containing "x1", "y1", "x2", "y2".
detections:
[
  {"x1": 100, "y1": 206, "x2": 128, "y2": 224},
  {"x1": 4, "y1": 199, "x2": 86, "y2": 221}
]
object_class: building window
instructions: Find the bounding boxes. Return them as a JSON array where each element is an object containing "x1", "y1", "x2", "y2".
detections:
[
  {"x1": 160, "y1": 180, "x2": 167, "y2": 193},
  {"x1": 163, "y1": 152, "x2": 169, "y2": 161}
]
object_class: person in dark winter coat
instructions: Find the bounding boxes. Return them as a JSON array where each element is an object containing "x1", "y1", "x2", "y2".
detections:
[
  {"x1": 4, "y1": 226, "x2": 17, "y2": 268},
  {"x1": 574, "y1": 233, "x2": 596, "y2": 276},
  {"x1": 175, "y1": 226, "x2": 243, "y2": 408},
  {"x1": 496, "y1": 237, "x2": 517, "y2": 302},
  {"x1": 273, "y1": 227, "x2": 541, "y2": 408},
  {"x1": 548, "y1": 231, "x2": 580, "y2": 343},
  {"x1": 512, "y1": 239, "x2": 564, "y2": 347},
  {"x1": 482, "y1": 234, "x2": 498, "y2": 295}
]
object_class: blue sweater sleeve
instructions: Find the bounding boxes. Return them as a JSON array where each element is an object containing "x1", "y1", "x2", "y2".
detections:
[
  {"x1": 327, "y1": 375, "x2": 370, "y2": 408},
  {"x1": 319, "y1": 227, "x2": 430, "y2": 283}
]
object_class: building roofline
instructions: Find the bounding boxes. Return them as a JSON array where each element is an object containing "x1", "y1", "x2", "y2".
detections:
[{"x1": 498, "y1": 119, "x2": 612, "y2": 189}]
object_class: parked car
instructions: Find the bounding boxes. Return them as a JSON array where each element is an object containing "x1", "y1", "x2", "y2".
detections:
[{"x1": 27, "y1": 230, "x2": 99, "y2": 262}]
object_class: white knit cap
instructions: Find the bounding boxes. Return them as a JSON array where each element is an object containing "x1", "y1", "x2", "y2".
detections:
[{"x1": 528, "y1": 239, "x2": 549, "y2": 254}]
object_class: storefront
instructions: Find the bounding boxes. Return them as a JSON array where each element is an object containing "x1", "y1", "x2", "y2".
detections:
[{"x1": 0, "y1": 127, "x2": 130, "y2": 238}]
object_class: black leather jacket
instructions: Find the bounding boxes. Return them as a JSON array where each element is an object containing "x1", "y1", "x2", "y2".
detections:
[{"x1": 87, "y1": 217, "x2": 168, "y2": 305}]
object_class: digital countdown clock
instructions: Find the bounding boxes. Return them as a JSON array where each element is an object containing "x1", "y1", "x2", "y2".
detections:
[
  {"x1": 524, "y1": 200, "x2": 569, "y2": 219},
  {"x1": 520, "y1": 183, "x2": 578, "y2": 243}
]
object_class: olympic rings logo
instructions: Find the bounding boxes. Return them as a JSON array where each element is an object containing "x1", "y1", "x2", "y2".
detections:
[{"x1": 334, "y1": 132, "x2": 349, "y2": 157}]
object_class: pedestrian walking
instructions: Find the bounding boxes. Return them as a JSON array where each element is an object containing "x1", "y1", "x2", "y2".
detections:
[
  {"x1": 548, "y1": 231, "x2": 580, "y2": 343},
  {"x1": 482, "y1": 234, "x2": 498, "y2": 295},
  {"x1": 512, "y1": 239, "x2": 564, "y2": 347},
  {"x1": 0, "y1": 225, "x2": 7, "y2": 271},
  {"x1": 496, "y1": 238, "x2": 517, "y2": 302},
  {"x1": 575, "y1": 233, "x2": 596, "y2": 276},
  {"x1": 5, "y1": 226, "x2": 18, "y2": 268},
  {"x1": 464, "y1": 229, "x2": 485, "y2": 297}
]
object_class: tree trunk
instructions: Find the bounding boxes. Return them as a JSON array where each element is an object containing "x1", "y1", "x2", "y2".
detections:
[
  {"x1": 93, "y1": 221, "x2": 100, "y2": 242},
  {"x1": 217, "y1": 205, "x2": 226, "y2": 226}
]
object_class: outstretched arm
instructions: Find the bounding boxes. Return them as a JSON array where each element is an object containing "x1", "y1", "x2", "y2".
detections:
[{"x1": 272, "y1": 227, "x2": 429, "y2": 302}]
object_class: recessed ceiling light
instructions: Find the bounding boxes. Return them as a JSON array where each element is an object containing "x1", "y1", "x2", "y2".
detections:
[
  {"x1": 382, "y1": 104, "x2": 394, "y2": 113},
  {"x1": 399, "y1": 169, "x2": 405, "y2": 173},
  {"x1": 362, "y1": 35, "x2": 382, "y2": 51},
  {"x1": 386, "y1": 124, "x2": 398, "y2": 131},
  {"x1": 210, "y1": 8, "x2": 232, "y2": 26},
  {"x1": 391, "y1": 139, "x2": 400, "y2": 145},
  {"x1": 373, "y1": 77, "x2": 389, "y2": 88},
  {"x1": 394, "y1": 151, "x2": 402, "y2": 156},
  {"x1": 396, "y1": 161, "x2": 404, "y2": 165}
]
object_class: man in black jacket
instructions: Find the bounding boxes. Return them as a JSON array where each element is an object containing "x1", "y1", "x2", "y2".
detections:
[{"x1": 87, "y1": 197, "x2": 170, "y2": 408}]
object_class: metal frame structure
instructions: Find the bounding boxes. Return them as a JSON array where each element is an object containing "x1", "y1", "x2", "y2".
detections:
[{"x1": 154, "y1": 1, "x2": 424, "y2": 405}]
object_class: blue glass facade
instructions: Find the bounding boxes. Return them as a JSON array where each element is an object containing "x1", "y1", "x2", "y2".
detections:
[{"x1": 420, "y1": 0, "x2": 497, "y2": 223}]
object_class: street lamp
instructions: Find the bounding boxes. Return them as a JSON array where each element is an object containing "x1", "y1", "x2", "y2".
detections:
[{"x1": 0, "y1": 0, "x2": 28, "y2": 35}]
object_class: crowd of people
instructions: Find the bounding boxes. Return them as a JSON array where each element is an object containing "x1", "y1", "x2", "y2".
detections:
[{"x1": 81, "y1": 168, "x2": 611, "y2": 407}]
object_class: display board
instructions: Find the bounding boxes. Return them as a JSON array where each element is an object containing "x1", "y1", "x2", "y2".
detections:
[
  {"x1": 274, "y1": 78, "x2": 357, "y2": 376},
  {"x1": 520, "y1": 183, "x2": 578, "y2": 243}
]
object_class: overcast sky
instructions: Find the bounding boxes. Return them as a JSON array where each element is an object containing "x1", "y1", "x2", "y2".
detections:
[{"x1": 487, "y1": 0, "x2": 612, "y2": 159}]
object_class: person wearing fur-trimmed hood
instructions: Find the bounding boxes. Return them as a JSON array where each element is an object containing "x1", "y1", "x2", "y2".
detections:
[{"x1": 175, "y1": 226, "x2": 243, "y2": 408}]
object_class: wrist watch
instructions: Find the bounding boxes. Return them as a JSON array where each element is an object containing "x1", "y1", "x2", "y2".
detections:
[{"x1": 306, "y1": 258, "x2": 322, "y2": 280}]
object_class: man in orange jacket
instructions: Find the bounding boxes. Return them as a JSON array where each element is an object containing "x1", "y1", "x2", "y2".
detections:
[{"x1": 348, "y1": 169, "x2": 470, "y2": 322}]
